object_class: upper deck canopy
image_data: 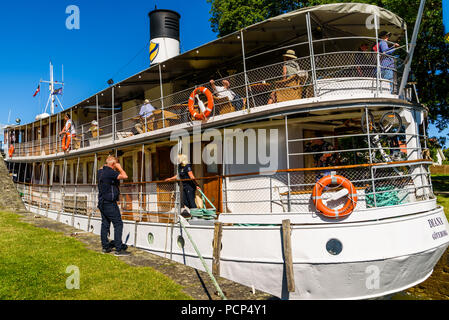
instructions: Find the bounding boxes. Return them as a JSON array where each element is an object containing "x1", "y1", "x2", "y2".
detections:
[{"x1": 14, "y1": 3, "x2": 407, "y2": 129}]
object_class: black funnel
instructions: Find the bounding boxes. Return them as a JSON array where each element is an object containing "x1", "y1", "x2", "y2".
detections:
[{"x1": 148, "y1": 9, "x2": 181, "y2": 41}]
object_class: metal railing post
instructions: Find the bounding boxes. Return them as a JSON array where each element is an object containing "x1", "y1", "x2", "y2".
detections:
[
  {"x1": 365, "y1": 106, "x2": 377, "y2": 207},
  {"x1": 157, "y1": 65, "x2": 165, "y2": 129},
  {"x1": 306, "y1": 13, "x2": 317, "y2": 97},
  {"x1": 96, "y1": 95, "x2": 100, "y2": 144},
  {"x1": 284, "y1": 115, "x2": 291, "y2": 212},
  {"x1": 374, "y1": 14, "x2": 381, "y2": 96},
  {"x1": 112, "y1": 87, "x2": 115, "y2": 142},
  {"x1": 240, "y1": 30, "x2": 250, "y2": 111}
]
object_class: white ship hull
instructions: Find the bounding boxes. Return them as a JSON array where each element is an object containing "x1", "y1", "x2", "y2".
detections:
[{"x1": 27, "y1": 201, "x2": 449, "y2": 300}]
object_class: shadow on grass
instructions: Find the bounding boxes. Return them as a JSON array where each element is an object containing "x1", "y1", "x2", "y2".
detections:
[{"x1": 432, "y1": 175, "x2": 449, "y2": 193}]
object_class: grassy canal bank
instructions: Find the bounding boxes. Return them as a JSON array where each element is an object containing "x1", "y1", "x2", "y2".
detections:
[{"x1": 0, "y1": 210, "x2": 192, "y2": 300}]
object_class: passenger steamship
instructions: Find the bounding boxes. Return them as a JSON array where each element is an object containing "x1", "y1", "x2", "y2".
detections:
[{"x1": 4, "y1": 3, "x2": 449, "y2": 299}]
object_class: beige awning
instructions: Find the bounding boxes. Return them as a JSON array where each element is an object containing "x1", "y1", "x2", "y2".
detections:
[{"x1": 28, "y1": 3, "x2": 408, "y2": 123}]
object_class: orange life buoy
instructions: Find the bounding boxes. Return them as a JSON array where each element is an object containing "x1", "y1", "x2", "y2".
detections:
[
  {"x1": 188, "y1": 87, "x2": 214, "y2": 120},
  {"x1": 62, "y1": 133, "x2": 71, "y2": 151},
  {"x1": 312, "y1": 174, "x2": 358, "y2": 219},
  {"x1": 8, "y1": 145, "x2": 14, "y2": 158}
]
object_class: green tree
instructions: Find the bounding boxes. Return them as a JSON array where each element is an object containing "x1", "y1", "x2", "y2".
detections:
[{"x1": 207, "y1": 0, "x2": 449, "y2": 134}]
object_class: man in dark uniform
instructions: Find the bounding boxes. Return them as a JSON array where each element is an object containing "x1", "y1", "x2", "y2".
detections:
[{"x1": 97, "y1": 155, "x2": 130, "y2": 256}]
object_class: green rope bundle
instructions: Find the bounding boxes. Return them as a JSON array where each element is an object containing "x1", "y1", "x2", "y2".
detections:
[
  {"x1": 188, "y1": 189, "x2": 217, "y2": 220},
  {"x1": 366, "y1": 186, "x2": 407, "y2": 208}
]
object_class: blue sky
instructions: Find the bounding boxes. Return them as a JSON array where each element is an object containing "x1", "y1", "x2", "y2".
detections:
[
  {"x1": 0, "y1": 1, "x2": 447, "y2": 145},
  {"x1": 0, "y1": 0, "x2": 216, "y2": 140}
]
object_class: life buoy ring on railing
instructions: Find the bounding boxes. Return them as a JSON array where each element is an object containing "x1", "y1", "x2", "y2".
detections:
[
  {"x1": 62, "y1": 133, "x2": 71, "y2": 151},
  {"x1": 8, "y1": 145, "x2": 14, "y2": 158},
  {"x1": 312, "y1": 174, "x2": 358, "y2": 219},
  {"x1": 188, "y1": 87, "x2": 214, "y2": 120}
]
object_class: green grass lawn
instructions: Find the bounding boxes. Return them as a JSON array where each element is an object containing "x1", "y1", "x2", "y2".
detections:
[
  {"x1": 432, "y1": 175, "x2": 449, "y2": 220},
  {"x1": 0, "y1": 211, "x2": 192, "y2": 300}
]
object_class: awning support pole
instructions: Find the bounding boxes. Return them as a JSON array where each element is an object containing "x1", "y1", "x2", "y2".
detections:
[
  {"x1": 306, "y1": 13, "x2": 317, "y2": 97},
  {"x1": 240, "y1": 30, "x2": 250, "y2": 111}
]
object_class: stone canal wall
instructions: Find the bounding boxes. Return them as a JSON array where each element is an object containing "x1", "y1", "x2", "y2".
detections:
[{"x1": 0, "y1": 155, "x2": 26, "y2": 212}]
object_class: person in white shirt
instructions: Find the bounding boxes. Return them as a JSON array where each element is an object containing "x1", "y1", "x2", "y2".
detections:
[
  {"x1": 210, "y1": 79, "x2": 243, "y2": 111},
  {"x1": 59, "y1": 113, "x2": 76, "y2": 152},
  {"x1": 135, "y1": 99, "x2": 155, "y2": 134},
  {"x1": 60, "y1": 113, "x2": 76, "y2": 135}
]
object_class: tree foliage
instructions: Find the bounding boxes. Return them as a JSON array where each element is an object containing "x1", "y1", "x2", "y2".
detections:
[{"x1": 207, "y1": 0, "x2": 449, "y2": 134}]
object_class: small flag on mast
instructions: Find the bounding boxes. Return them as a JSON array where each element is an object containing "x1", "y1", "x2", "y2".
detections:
[
  {"x1": 33, "y1": 85, "x2": 40, "y2": 97},
  {"x1": 53, "y1": 88, "x2": 63, "y2": 95}
]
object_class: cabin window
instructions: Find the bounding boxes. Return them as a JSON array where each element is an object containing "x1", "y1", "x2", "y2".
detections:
[
  {"x1": 87, "y1": 162, "x2": 94, "y2": 184},
  {"x1": 76, "y1": 162, "x2": 84, "y2": 184},
  {"x1": 53, "y1": 165, "x2": 60, "y2": 184},
  {"x1": 122, "y1": 156, "x2": 133, "y2": 183},
  {"x1": 34, "y1": 164, "x2": 41, "y2": 183}
]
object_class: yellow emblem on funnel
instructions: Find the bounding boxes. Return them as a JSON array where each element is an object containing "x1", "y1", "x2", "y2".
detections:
[
  {"x1": 445, "y1": 32, "x2": 449, "y2": 43},
  {"x1": 150, "y1": 41, "x2": 160, "y2": 63}
]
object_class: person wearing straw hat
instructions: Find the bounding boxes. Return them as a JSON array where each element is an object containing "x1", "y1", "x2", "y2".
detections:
[{"x1": 268, "y1": 49, "x2": 308, "y2": 104}]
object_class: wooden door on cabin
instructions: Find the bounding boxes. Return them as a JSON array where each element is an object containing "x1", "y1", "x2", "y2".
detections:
[
  {"x1": 202, "y1": 143, "x2": 222, "y2": 212},
  {"x1": 136, "y1": 151, "x2": 146, "y2": 213},
  {"x1": 120, "y1": 156, "x2": 134, "y2": 220},
  {"x1": 153, "y1": 147, "x2": 175, "y2": 215}
]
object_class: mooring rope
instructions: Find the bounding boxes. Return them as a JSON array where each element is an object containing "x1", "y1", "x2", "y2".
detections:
[{"x1": 178, "y1": 218, "x2": 227, "y2": 300}]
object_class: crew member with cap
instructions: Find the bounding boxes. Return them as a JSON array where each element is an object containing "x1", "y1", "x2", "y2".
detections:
[
  {"x1": 134, "y1": 99, "x2": 155, "y2": 134},
  {"x1": 97, "y1": 155, "x2": 130, "y2": 256}
]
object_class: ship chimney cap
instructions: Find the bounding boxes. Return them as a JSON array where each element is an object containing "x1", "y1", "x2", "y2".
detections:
[{"x1": 148, "y1": 9, "x2": 181, "y2": 19}]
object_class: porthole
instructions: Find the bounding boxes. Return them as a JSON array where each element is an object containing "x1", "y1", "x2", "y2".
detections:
[
  {"x1": 148, "y1": 233, "x2": 154, "y2": 245},
  {"x1": 326, "y1": 239, "x2": 343, "y2": 256},
  {"x1": 177, "y1": 236, "x2": 185, "y2": 249}
]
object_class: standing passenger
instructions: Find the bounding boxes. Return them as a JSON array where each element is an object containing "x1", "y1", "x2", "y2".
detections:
[
  {"x1": 59, "y1": 113, "x2": 76, "y2": 152},
  {"x1": 375, "y1": 31, "x2": 400, "y2": 93},
  {"x1": 97, "y1": 155, "x2": 130, "y2": 256}
]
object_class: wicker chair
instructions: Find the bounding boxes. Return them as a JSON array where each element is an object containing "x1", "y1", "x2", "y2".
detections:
[
  {"x1": 273, "y1": 74, "x2": 308, "y2": 102},
  {"x1": 213, "y1": 96, "x2": 235, "y2": 115}
]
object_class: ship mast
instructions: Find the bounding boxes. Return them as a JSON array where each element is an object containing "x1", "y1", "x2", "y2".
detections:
[{"x1": 41, "y1": 61, "x2": 65, "y2": 115}]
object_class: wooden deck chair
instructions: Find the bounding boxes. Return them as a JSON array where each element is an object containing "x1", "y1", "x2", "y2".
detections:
[
  {"x1": 213, "y1": 96, "x2": 235, "y2": 115},
  {"x1": 273, "y1": 74, "x2": 307, "y2": 102}
]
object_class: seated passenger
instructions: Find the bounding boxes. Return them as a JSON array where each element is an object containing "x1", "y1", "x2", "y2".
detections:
[
  {"x1": 134, "y1": 99, "x2": 155, "y2": 134},
  {"x1": 88, "y1": 120, "x2": 100, "y2": 138},
  {"x1": 210, "y1": 79, "x2": 243, "y2": 111},
  {"x1": 268, "y1": 50, "x2": 308, "y2": 104}
]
